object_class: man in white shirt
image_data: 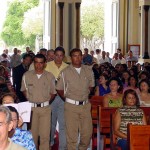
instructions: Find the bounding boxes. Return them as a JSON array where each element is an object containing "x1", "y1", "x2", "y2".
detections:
[
  {"x1": 94, "y1": 49, "x2": 101, "y2": 64},
  {"x1": 99, "y1": 51, "x2": 109, "y2": 64},
  {"x1": 111, "y1": 53, "x2": 121, "y2": 66},
  {"x1": 119, "y1": 53, "x2": 126, "y2": 64}
]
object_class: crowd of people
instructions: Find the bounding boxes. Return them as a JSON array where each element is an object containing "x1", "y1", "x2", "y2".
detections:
[{"x1": 0, "y1": 46, "x2": 150, "y2": 150}]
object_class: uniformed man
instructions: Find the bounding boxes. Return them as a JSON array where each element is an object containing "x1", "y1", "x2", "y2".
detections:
[
  {"x1": 21, "y1": 54, "x2": 56, "y2": 150},
  {"x1": 56, "y1": 48, "x2": 95, "y2": 150}
]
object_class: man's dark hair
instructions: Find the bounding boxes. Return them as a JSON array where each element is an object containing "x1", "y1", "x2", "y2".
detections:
[
  {"x1": 96, "y1": 49, "x2": 100, "y2": 53},
  {"x1": 70, "y1": 48, "x2": 82, "y2": 57},
  {"x1": 7, "y1": 106, "x2": 19, "y2": 120},
  {"x1": 117, "y1": 48, "x2": 121, "y2": 52},
  {"x1": 54, "y1": 46, "x2": 65, "y2": 55},
  {"x1": 84, "y1": 48, "x2": 88, "y2": 51},
  {"x1": 34, "y1": 54, "x2": 46, "y2": 62},
  {"x1": 39, "y1": 48, "x2": 47, "y2": 52},
  {"x1": 128, "y1": 50, "x2": 133, "y2": 53},
  {"x1": 23, "y1": 54, "x2": 32, "y2": 60}
]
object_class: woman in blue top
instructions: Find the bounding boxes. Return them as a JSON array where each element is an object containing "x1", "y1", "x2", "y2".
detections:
[{"x1": 95, "y1": 73, "x2": 110, "y2": 96}]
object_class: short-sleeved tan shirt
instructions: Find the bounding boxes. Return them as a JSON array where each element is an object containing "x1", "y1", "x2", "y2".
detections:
[
  {"x1": 56, "y1": 64, "x2": 95, "y2": 101},
  {"x1": 21, "y1": 70, "x2": 56, "y2": 103}
]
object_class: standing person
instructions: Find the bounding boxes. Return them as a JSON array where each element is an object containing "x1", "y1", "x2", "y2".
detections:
[
  {"x1": 47, "y1": 49, "x2": 55, "y2": 62},
  {"x1": 21, "y1": 54, "x2": 56, "y2": 150},
  {"x1": 0, "y1": 106, "x2": 26, "y2": 150},
  {"x1": 99, "y1": 51, "x2": 109, "y2": 64},
  {"x1": 126, "y1": 50, "x2": 138, "y2": 68},
  {"x1": 119, "y1": 53, "x2": 126, "y2": 64},
  {"x1": 90, "y1": 50, "x2": 98, "y2": 64},
  {"x1": 10, "y1": 48, "x2": 22, "y2": 68},
  {"x1": 10, "y1": 48, "x2": 22, "y2": 87},
  {"x1": 21, "y1": 46, "x2": 30, "y2": 58},
  {"x1": 45, "y1": 46, "x2": 68, "y2": 149},
  {"x1": 56, "y1": 48, "x2": 95, "y2": 150},
  {"x1": 13, "y1": 54, "x2": 32, "y2": 102},
  {"x1": 29, "y1": 48, "x2": 47, "y2": 71},
  {"x1": 111, "y1": 53, "x2": 121, "y2": 67},
  {"x1": 106, "y1": 52, "x2": 112, "y2": 63},
  {"x1": 82, "y1": 48, "x2": 93, "y2": 65},
  {"x1": 94, "y1": 49, "x2": 101, "y2": 64}
]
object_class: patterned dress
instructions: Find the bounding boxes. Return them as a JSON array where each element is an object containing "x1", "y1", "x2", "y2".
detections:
[
  {"x1": 118, "y1": 106, "x2": 144, "y2": 136},
  {"x1": 11, "y1": 128, "x2": 36, "y2": 150}
]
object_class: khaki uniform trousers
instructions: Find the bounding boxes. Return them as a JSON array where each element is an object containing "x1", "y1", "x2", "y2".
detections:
[
  {"x1": 31, "y1": 106, "x2": 51, "y2": 150},
  {"x1": 64, "y1": 102, "x2": 92, "y2": 150}
]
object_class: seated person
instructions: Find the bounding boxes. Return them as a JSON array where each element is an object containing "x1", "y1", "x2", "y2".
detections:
[
  {"x1": 8, "y1": 106, "x2": 36, "y2": 150},
  {"x1": 0, "y1": 106, "x2": 26, "y2": 150},
  {"x1": 0, "y1": 92, "x2": 19, "y2": 104},
  {"x1": 1, "y1": 93, "x2": 23, "y2": 128},
  {"x1": 123, "y1": 76, "x2": 140, "y2": 94},
  {"x1": 121, "y1": 71, "x2": 130, "y2": 88},
  {"x1": 139, "y1": 79, "x2": 150, "y2": 106},
  {"x1": 95, "y1": 73, "x2": 110, "y2": 96},
  {"x1": 113, "y1": 89, "x2": 147, "y2": 150},
  {"x1": 103, "y1": 77, "x2": 123, "y2": 107}
]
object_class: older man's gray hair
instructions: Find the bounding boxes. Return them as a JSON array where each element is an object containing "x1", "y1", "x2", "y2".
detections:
[{"x1": 0, "y1": 106, "x2": 12, "y2": 123}]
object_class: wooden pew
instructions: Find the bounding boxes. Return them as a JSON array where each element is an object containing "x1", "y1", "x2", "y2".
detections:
[
  {"x1": 97, "y1": 106, "x2": 150, "y2": 150},
  {"x1": 97, "y1": 106, "x2": 117, "y2": 150},
  {"x1": 127, "y1": 124, "x2": 150, "y2": 150},
  {"x1": 90, "y1": 96, "x2": 104, "y2": 123},
  {"x1": 141, "y1": 107, "x2": 150, "y2": 124},
  {"x1": 90, "y1": 96, "x2": 104, "y2": 149}
]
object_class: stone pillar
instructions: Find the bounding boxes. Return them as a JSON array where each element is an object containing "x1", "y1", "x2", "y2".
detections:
[
  {"x1": 75, "y1": 2, "x2": 81, "y2": 48},
  {"x1": 56, "y1": 0, "x2": 81, "y2": 56},
  {"x1": 139, "y1": 0, "x2": 150, "y2": 63},
  {"x1": 58, "y1": 2, "x2": 64, "y2": 46},
  {"x1": 143, "y1": 5, "x2": 149, "y2": 58}
]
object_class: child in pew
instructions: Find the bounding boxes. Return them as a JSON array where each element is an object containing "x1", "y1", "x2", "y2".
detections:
[{"x1": 113, "y1": 89, "x2": 147, "y2": 150}]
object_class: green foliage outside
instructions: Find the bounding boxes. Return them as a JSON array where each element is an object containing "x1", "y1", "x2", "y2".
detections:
[
  {"x1": 1, "y1": 0, "x2": 39, "y2": 50},
  {"x1": 1, "y1": 0, "x2": 104, "y2": 50},
  {"x1": 80, "y1": 0, "x2": 104, "y2": 49}
]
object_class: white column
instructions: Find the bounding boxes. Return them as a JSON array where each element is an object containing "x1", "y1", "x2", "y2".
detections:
[
  {"x1": 141, "y1": 5, "x2": 145, "y2": 57},
  {"x1": 43, "y1": 0, "x2": 56, "y2": 49}
]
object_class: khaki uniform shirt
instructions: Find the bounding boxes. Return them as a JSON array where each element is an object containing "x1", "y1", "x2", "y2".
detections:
[
  {"x1": 45, "y1": 61, "x2": 68, "y2": 79},
  {"x1": 56, "y1": 64, "x2": 95, "y2": 101},
  {"x1": 21, "y1": 70, "x2": 56, "y2": 103}
]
